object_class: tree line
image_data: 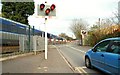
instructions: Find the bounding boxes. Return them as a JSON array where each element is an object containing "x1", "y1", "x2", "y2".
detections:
[
  {"x1": 1, "y1": 1, "x2": 34, "y2": 25},
  {"x1": 70, "y1": 16, "x2": 120, "y2": 46}
]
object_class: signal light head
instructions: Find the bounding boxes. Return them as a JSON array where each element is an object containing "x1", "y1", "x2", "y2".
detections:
[
  {"x1": 82, "y1": 31, "x2": 86, "y2": 34},
  {"x1": 50, "y1": 4, "x2": 55, "y2": 11},
  {"x1": 45, "y1": 8, "x2": 50, "y2": 15},
  {"x1": 40, "y1": 4, "x2": 45, "y2": 10}
]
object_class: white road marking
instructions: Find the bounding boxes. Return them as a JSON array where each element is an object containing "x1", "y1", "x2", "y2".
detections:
[
  {"x1": 75, "y1": 67, "x2": 89, "y2": 75},
  {"x1": 43, "y1": 67, "x2": 48, "y2": 69},
  {"x1": 81, "y1": 66, "x2": 87, "y2": 69},
  {"x1": 44, "y1": 70, "x2": 47, "y2": 71},
  {"x1": 75, "y1": 67, "x2": 83, "y2": 73},
  {"x1": 54, "y1": 45, "x2": 88, "y2": 74},
  {"x1": 65, "y1": 45, "x2": 86, "y2": 53},
  {"x1": 53, "y1": 45, "x2": 77, "y2": 73},
  {"x1": 37, "y1": 67, "x2": 41, "y2": 69}
]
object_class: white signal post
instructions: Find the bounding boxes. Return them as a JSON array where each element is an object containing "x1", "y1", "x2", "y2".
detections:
[
  {"x1": 43, "y1": 1, "x2": 48, "y2": 60},
  {"x1": 37, "y1": 1, "x2": 56, "y2": 59},
  {"x1": 45, "y1": 17, "x2": 48, "y2": 59}
]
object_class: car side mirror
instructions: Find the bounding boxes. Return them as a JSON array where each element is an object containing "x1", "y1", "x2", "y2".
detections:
[{"x1": 92, "y1": 48, "x2": 97, "y2": 52}]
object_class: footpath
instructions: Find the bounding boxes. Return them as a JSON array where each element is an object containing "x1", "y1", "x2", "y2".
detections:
[{"x1": 1, "y1": 45, "x2": 80, "y2": 74}]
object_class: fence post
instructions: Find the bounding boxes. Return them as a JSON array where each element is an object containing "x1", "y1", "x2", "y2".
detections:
[
  {"x1": 19, "y1": 36, "x2": 24, "y2": 52},
  {"x1": 28, "y1": 25, "x2": 31, "y2": 52},
  {"x1": 33, "y1": 26, "x2": 34, "y2": 36}
]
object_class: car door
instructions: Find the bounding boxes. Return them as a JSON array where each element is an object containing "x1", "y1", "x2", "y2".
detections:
[
  {"x1": 91, "y1": 40, "x2": 110, "y2": 70},
  {"x1": 104, "y1": 40, "x2": 120, "y2": 74}
]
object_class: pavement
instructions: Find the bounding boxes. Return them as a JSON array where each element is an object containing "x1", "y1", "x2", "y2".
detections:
[{"x1": 1, "y1": 45, "x2": 78, "y2": 74}]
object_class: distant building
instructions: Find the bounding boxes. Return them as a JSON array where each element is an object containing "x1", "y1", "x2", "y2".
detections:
[{"x1": 118, "y1": 1, "x2": 120, "y2": 24}]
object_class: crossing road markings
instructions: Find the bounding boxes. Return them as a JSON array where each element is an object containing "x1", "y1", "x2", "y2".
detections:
[
  {"x1": 81, "y1": 66, "x2": 87, "y2": 69},
  {"x1": 75, "y1": 67, "x2": 83, "y2": 73},
  {"x1": 43, "y1": 67, "x2": 48, "y2": 69},
  {"x1": 44, "y1": 70, "x2": 48, "y2": 72},
  {"x1": 75, "y1": 67, "x2": 89, "y2": 75},
  {"x1": 54, "y1": 45, "x2": 88, "y2": 74},
  {"x1": 65, "y1": 45, "x2": 86, "y2": 53},
  {"x1": 37, "y1": 66, "x2": 48, "y2": 72},
  {"x1": 38, "y1": 67, "x2": 41, "y2": 69},
  {"x1": 64, "y1": 45, "x2": 89, "y2": 74}
]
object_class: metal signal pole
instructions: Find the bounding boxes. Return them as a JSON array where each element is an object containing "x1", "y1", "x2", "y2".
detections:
[
  {"x1": 37, "y1": 1, "x2": 56, "y2": 59},
  {"x1": 45, "y1": 17, "x2": 48, "y2": 59}
]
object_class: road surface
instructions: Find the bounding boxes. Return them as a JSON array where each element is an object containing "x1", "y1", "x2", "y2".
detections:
[{"x1": 55, "y1": 42, "x2": 106, "y2": 74}]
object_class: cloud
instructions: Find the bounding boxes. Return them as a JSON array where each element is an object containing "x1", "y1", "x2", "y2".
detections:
[{"x1": 28, "y1": 0, "x2": 118, "y2": 36}]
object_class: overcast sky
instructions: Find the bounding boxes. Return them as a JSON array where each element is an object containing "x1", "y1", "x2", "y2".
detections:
[
  {"x1": 28, "y1": 0, "x2": 119, "y2": 38},
  {"x1": 0, "y1": 0, "x2": 119, "y2": 38}
]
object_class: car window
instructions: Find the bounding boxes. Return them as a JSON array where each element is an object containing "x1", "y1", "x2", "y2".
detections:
[
  {"x1": 107, "y1": 40, "x2": 120, "y2": 54},
  {"x1": 94, "y1": 40, "x2": 110, "y2": 52}
]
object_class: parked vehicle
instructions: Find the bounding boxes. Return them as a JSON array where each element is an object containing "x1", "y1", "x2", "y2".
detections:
[{"x1": 85, "y1": 38, "x2": 120, "y2": 75}]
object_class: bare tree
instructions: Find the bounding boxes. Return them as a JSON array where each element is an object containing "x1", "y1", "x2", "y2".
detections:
[
  {"x1": 100, "y1": 18, "x2": 113, "y2": 28},
  {"x1": 59, "y1": 33, "x2": 73, "y2": 41},
  {"x1": 111, "y1": 11, "x2": 120, "y2": 25},
  {"x1": 69, "y1": 18, "x2": 88, "y2": 39}
]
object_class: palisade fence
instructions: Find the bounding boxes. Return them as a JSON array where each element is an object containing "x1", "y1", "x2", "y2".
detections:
[
  {"x1": 1, "y1": 35, "x2": 45, "y2": 58},
  {"x1": 0, "y1": 17, "x2": 46, "y2": 57},
  {"x1": 19, "y1": 35, "x2": 45, "y2": 53}
]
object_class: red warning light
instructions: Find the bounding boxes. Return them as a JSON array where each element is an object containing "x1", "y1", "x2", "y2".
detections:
[
  {"x1": 40, "y1": 4, "x2": 45, "y2": 10},
  {"x1": 50, "y1": 4, "x2": 55, "y2": 11},
  {"x1": 82, "y1": 31, "x2": 86, "y2": 34},
  {"x1": 45, "y1": 8, "x2": 50, "y2": 15}
]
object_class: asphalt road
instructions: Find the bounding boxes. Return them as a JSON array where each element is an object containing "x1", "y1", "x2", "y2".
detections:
[
  {"x1": 2, "y1": 42, "x2": 106, "y2": 74},
  {"x1": 55, "y1": 42, "x2": 106, "y2": 75},
  {"x1": 2, "y1": 46, "x2": 74, "y2": 73}
]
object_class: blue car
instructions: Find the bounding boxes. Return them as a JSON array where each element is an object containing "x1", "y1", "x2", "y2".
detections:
[{"x1": 85, "y1": 38, "x2": 120, "y2": 75}]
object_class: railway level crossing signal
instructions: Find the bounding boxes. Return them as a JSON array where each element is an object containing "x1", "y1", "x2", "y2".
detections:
[
  {"x1": 37, "y1": 2, "x2": 56, "y2": 59},
  {"x1": 38, "y1": 3, "x2": 56, "y2": 16}
]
